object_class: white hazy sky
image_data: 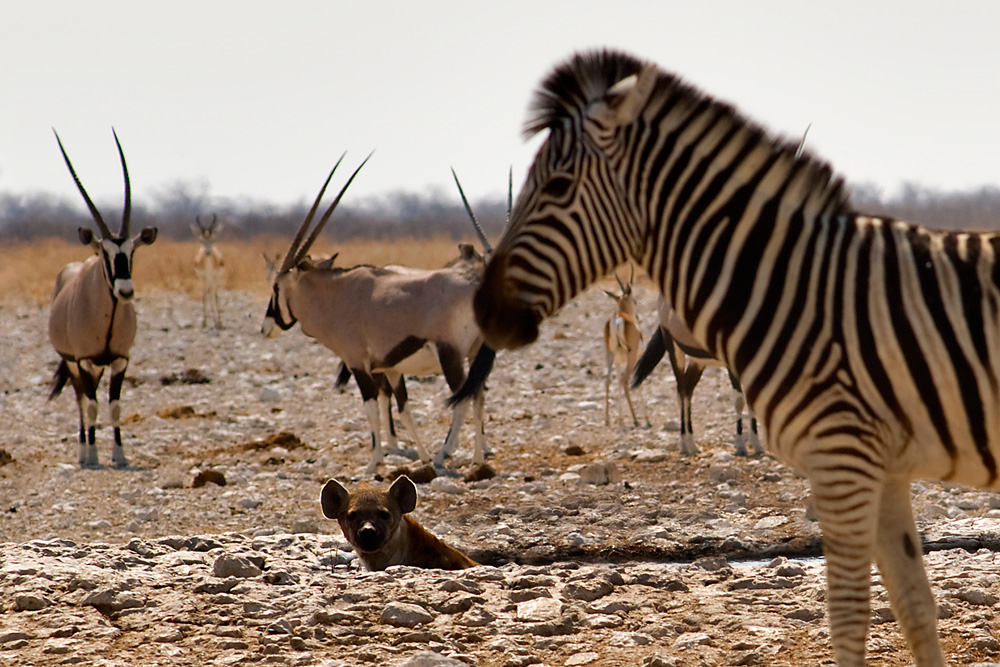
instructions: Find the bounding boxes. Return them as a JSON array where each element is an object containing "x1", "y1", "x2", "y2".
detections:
[{"x1": 4, "y1": 1, "x2": 1000, "y2": 213}]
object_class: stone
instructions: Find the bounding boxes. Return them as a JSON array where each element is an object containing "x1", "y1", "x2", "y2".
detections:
[
  {"x1": 380, "y1": 602, "x2": 434, "y2": 628},
  {"x1": 396, "y1": 652, "x2": 468, "y2": 667},
  {"x1": 213, "y1": 553, "x2": 262, "y2": 579}
]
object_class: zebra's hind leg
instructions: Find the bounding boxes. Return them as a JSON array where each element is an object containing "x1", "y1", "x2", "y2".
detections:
[{"x1": 875, "y1": 477, "x2": 945, "y2": 666}]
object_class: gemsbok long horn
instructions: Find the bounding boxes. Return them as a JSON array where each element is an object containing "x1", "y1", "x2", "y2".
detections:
[
  {"x1": 450, "y1": 168, "x2": 493, "y2": 255},
  {"x1": 278, "y1": 151, "x2": 373, "y2": 276}
]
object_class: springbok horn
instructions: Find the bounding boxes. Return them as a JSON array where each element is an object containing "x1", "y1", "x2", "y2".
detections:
[
  {"x1": 795, "y1": 123, "x2": 811, "y2": 159},
  {"x1": 195, "y1": 215, "x2": 206, "y2": 232},
  {"x1": 112, "y1": 129, "x2": 131, "y2": 237},
  {"x1": 289, "y1": 151, "x2": 374, "y2": 272},
  {"x1": 450, "y1": 168, "x2": 493, "y2": 255},
  {"x1": 210, "y1": 213, "x2": 218, "y2": 232},
  {"x1": 278, "y1": 152, "x2": 347, "y2": 275},
  {"x1": 53, "y1": 129, "x2": 112, "y2": 238}
]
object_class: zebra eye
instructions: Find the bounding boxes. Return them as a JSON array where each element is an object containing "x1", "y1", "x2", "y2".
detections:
[{"x1": 543, "y1": 176, "x2": 573, "y2": 199}]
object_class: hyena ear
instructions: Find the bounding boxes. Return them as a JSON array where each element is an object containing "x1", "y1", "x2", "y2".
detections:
[
  {"x1": 388, "y1": 475, "x2": 417, "y2": 514},
  {"x1": 320, "y1": 479, "x2": 351, "y2": 519}
]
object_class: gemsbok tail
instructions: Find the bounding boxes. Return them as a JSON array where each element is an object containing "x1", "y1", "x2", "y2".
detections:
[
  {"x1": 48, "y1": 359, "x2": 71, "y2": 401},
  {"x1": 631, "y1": 326, "x2": 666, "y2": 390}
]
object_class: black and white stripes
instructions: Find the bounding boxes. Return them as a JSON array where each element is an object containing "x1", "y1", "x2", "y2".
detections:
[{"x1": 474, "y1": 49, "x2": 998, "y2": 666}]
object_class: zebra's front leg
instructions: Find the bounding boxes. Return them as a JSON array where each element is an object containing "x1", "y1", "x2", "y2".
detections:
[
  {"x1": 875, "y1": 476, "x2": 945, "y2": 666},
  {"x1": 108, "y1": 358, "x2": 129, "y2": 467},
  {"x1": 809, "y1": 464, "x2": 883, "y2": 667}
]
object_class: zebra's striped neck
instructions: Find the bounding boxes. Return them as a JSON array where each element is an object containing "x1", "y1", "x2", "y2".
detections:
[{"x1": 622, "y1": 76, "x2": 851, "y2": 366}]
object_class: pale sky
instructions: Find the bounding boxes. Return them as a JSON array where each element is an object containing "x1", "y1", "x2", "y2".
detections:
[{"x1": 4, "y1": 1, "x2": 1000, "y2": 213}]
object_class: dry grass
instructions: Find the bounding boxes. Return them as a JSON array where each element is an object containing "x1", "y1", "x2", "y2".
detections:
[{"x1": 0, "y1": 236, "x2": 479, "y2": 305}]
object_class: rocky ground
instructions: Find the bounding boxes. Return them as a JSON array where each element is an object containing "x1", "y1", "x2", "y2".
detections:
[{"x1": 1, "y1": 286, "x2": 999, "y2": 666}]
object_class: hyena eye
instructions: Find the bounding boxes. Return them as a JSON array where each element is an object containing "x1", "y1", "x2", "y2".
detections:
[
  {"x1": 377, "y1": 510, "x2": 392, "y2": 521},
  {"x1": 346, "y1": 511, "x2": 358, "y2": 522}
]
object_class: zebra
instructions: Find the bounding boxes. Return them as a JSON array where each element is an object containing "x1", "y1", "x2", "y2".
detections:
[{"x1": 473, "y1": 49, "x2": 997, "y2": 667}]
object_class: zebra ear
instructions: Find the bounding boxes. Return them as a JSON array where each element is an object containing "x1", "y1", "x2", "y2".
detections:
[{"x1": 588, "y1": 63, "x2": 658, "y2": 130}]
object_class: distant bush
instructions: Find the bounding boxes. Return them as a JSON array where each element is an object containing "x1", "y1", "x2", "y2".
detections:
[
  {"x1": 3, "y1": 179, "x2": 999, "y2": 243},
  {"x1": 0, "y1": 186, "x2": 507, "y2": 243}
]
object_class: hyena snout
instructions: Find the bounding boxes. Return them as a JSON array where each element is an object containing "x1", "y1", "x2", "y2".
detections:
[{"x1": 356, "y1": 522, "x2": 387, "y2": 552}]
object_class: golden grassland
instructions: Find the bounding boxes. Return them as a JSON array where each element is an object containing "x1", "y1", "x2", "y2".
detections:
[{"x1": 0, "y1": 236, "x2": 479, "y2": 305}]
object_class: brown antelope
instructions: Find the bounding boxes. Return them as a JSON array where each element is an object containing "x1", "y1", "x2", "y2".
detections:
[
  {"x1": 632, "y1": 295, "x2": 762, "y2": 456},
  {"x1": 191, "y1": 213, "x2": 224, "y2": 329},
  {"x1": 602, "y1": 273, "x2": 646, "y2": 427},
  {"x1": 261, "y1": 154, "x2": 490, "y2": 474},
  {"x1": 262, "y1": 251, "x2": 281, "y2": 284},
  {"x1": 47, "y1": 130, "x2": 158, "y2": 468}
]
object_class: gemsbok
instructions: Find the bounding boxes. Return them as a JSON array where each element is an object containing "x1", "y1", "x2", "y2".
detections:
[
  {"x1": 261, "y1": 154, "x2": 490, "y2": 474},
  {"x1": 48, "y1": 129, "x2": 158, "y2": 468},
  {"x1": 191, "y1": 213, "x2": 224, "y2": 329},
  {"x1": 602, "y1": 273, "x2": 646, "y2": 427},
  {"x1": 632, "y1": 295, "x2": 762, "y2": 456}
]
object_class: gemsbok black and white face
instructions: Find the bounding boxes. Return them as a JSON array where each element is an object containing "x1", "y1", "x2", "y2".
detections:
[
  {"x1": 262, "y1": 269, "x2": 303, "y2": 337},
  {"x1": 55, "y1": 129, "x2": 158, "y2": 301},
  {"x1": 78, "y1": 226, "x2": 158, "y2": 302}
]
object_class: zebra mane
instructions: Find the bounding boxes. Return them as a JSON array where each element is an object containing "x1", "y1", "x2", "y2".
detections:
[{"x1": 526, "y1": 49, "x2": 851, "y2": 215}]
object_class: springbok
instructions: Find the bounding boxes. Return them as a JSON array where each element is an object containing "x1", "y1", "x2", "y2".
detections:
[
  {"x1": 47, "y1": 129, "x2": 158, "y2": 468},
  {"x1": 262, "y1": 251, "x2": 281, "y2": 284},
  {"x1": 261, "y1": 154, "x2": 490, "y2": 474},
  {"x1": 602, "y1": 273, "x2": 647, "y2": 428},
  {"x1": 191, "y1": 213, "x2": 224, "y2": 329},
  {"x1": 632, "y1": 295, "x2": 762, "y2": 457}
]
